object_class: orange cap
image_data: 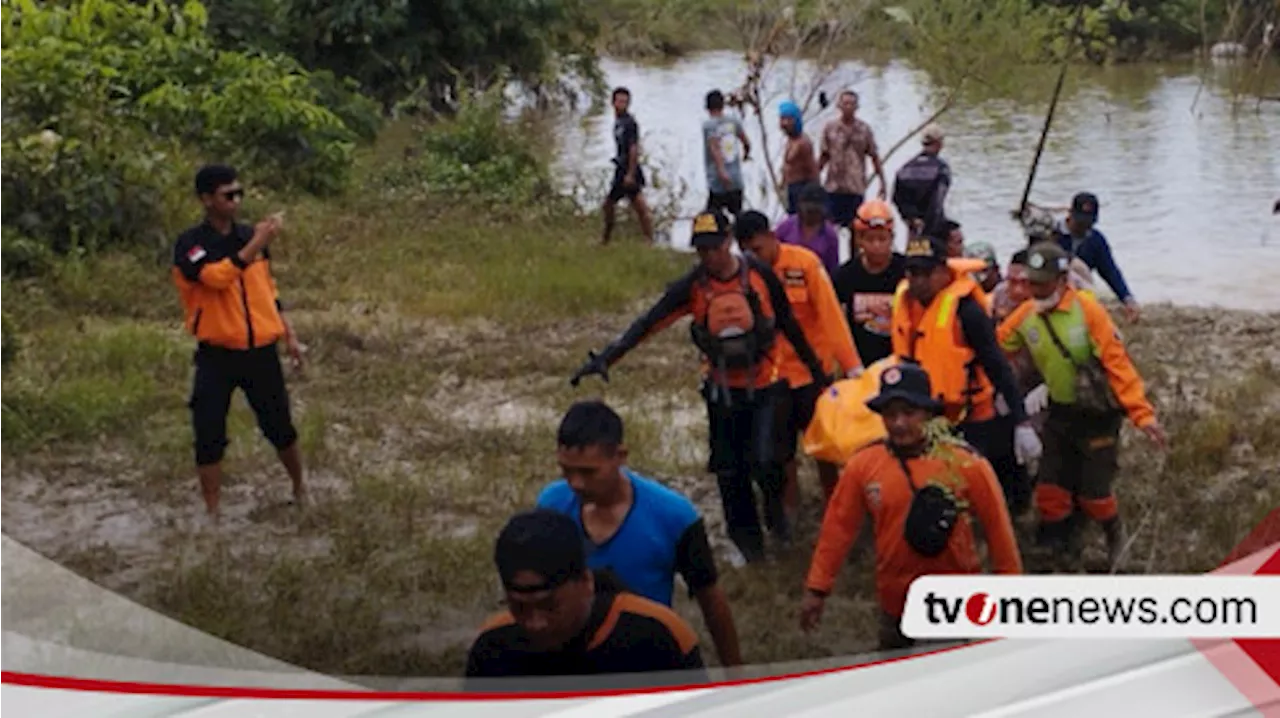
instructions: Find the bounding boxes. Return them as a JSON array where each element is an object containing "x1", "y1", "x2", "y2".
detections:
[{"x1": 853, "y1": 199, "x2": 895, "y2": 232}]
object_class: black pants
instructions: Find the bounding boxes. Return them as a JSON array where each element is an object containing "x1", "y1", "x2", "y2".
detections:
[
  {"x1": 773, "y1": 382, "x2": 824, "y2": 465},
  {"x1": 703, "y1": 380, "x2": 789, "y2": 562},
  {"x1": 189, "y1": 343, "x2": 298, "y2": 466},
  {"x1": 958, "y1": 415, "x2": 1030, "y2": 514},
  {"x1": 706, "y1": 189, "x2": 744, "y2": 219}
]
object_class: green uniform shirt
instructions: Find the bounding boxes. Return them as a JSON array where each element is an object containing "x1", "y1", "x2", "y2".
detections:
[{"x1": 999, "y1": 299, "x2": 1095, "y2": 406}]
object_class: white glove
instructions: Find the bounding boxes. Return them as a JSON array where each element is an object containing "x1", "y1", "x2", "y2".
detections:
[
  {"x1": 1014, "y1": 424, "x2": 1043, "y2": 466},
  {"x1": 1023, "y1": 384, "x2": 1050, "y2": 416},
  {"x1": 994, "y1": 393, "x2": 1011, "y2": 417}
]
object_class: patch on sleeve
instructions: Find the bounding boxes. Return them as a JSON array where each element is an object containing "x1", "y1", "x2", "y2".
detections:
[
  {"x1": 783, "y1": 268, "x2": 806, "y2": 285},
  {"x1": 186, "y1": 245, "x2": 207, "y2": 263}
]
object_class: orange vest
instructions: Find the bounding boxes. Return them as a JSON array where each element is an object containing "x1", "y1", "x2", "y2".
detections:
[{"x1": 890, "y1": 275, "x2": 995, "y2": 423}]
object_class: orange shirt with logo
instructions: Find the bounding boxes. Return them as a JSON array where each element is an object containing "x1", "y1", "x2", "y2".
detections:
[{"x1": 805, "y1": 440, "x2": 1023, "y2": 617}]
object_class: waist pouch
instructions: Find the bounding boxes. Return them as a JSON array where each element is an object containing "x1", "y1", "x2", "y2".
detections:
[{"x1": 897, "y1": 453, "x2": 960, "y2": 558}]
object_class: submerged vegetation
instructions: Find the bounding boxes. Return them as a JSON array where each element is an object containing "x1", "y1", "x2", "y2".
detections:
[{"x1": 3, "y1": 0, "x2": 1279, "y2": 679}]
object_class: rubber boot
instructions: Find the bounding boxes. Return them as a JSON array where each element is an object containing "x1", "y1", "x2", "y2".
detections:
[
  {"x1": 1033, "y1": 518, "x2": 1071, "y2": 572},
  {"x1": 1101, "y1": 516, "x2": 1127, "y2": 571},
  {"x1": 763, "y1": 491, "x2": 792, "y2": 550}
]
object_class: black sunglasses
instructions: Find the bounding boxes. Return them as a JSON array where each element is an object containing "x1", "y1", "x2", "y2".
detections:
[{"x1": 219, "y1": 188, "x2": 244, "y2": 201}]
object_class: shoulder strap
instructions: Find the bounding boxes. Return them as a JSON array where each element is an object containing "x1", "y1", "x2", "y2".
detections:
[
  {"x1": 887, "y1": 446, "x2": 921, "y2": 495},
  {"x1": 1039, "y1": 310, "x2": 1082, "y2": 368}
]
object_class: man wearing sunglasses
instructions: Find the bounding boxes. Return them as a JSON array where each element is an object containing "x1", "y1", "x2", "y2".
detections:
[{"x1": 172, "y1": 164, "x2": 306, "y2": 523}]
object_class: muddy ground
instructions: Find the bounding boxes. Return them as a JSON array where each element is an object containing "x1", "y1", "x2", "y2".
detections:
[{"x1": 3, "y1": 300, "x2": 1279, "y2": 677}]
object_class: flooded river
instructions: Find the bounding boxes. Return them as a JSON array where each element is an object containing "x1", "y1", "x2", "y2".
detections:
[{"x1": 556, "y1": 52, "x2": 1280, "y2": 310}]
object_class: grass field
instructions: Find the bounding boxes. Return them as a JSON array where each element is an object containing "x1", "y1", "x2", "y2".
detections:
[{"x1": 3, "y1": 135, "x2": 1279, "y2": 678}]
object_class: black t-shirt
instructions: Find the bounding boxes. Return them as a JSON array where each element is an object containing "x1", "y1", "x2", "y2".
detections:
[
  {"x1": 833, "y1": 253, "x2": 905, "y2": 366},
  {"x1": 465, "y1": 589, "x2": 706, "y2": 681},
  {"x1": 613, "y1": 113, "x2": 639, "y2": 167}
]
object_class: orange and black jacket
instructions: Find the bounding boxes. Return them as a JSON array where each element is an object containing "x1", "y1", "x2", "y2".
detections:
[
  {"x1": 464, "y1": 587, "x2": 707, "y2": 679},
  {"x1": 172, "y1": 222, "x2": 286, "y2": 351},
  {"x1": 596, "y1": 256, "x2": 827, "y2": 390}
]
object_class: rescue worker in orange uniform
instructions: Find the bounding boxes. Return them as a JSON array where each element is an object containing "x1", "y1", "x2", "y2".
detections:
[
  {"x1": 172, "y1": 164, "x2": 306, "y2": 522},
  {"x1": 997, "y1": 242, "x2": 1167, "y2": 569},
  {"x1": 571, "y1": 211, "x2": 829, "y2": 563},
  {"x1": 890, "y1": 235, "x2": 1041, "y2": 509},
  {"x1": 734, "y1": 210, "x2": 863, "y2": 512},
  {"x1": 800, "y1": 362, "x2": 1023, "y2": 650}
]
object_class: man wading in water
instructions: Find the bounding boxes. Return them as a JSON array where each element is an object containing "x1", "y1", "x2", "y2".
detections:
[
  {"x1": 818, "y1": 90, "x2": 887, "y2": 229},
  {"x1": 601, "y1": 87, "x2": 655, "y2": 245},
  {"x1": 571, "y1": 212, "x2": 829, "y2": 563}
]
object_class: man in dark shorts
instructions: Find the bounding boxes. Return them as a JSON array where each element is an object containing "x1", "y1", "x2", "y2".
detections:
[
  {"x1": 702, "y1": 89, "x2": 751, "y2": 220},
  {"x1": 465, "y1": 509, "x2": 707, "y2": 679},
  {"x1": 601, "y1": 87, "x2": 655, "y2": 245},
  {"x1": 171, "y1": 164, "x2": 307, "y2": 522}
]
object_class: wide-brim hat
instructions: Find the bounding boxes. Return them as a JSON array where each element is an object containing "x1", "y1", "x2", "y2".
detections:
[{"x1": 866, "y1": 363, "x2": 944, "y2": 416}]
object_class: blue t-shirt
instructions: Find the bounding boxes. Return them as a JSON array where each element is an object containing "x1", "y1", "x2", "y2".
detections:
[{"x1": 536, "y1": 469, "x2": 716, "y2": 607}]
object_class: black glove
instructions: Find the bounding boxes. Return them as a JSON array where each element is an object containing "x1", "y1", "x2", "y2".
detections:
[{"x1": 570, "y1": 350, "x2": 610, "y2": 388}]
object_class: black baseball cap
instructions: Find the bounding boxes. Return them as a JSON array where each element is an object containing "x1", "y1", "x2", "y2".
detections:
[
  {"x1": 494, "y1": 510, "x2": 588, "y2": 593},
  {"x1": 691, "y1": 211, "x2": 731, "y2": 248},
  {"x1": 1071, "y1": 192, "x2": 1099, "y2": 222},
  {"x1": 903, "y1": 235, "x2": 949, "y2": 271},
  {"x1": 866, "y1": 362, "x2": 944, "y2": 415}
]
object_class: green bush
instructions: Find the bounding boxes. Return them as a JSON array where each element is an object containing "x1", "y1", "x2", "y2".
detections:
[
  {"x1": 383, "y1": 87, "x2": 559, "y2": 207},
  {"x1": 1, "y1": 308, "x2": 19, "y2": 373},
  {"x1": 1, "y1": 0, "x2": 378, "y2": 259},
  {"x1": 1, "y1": 228, "x2": 58, "y2": 279}
]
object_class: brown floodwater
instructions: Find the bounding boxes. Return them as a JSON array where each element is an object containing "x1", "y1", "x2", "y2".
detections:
[{"x1": 556, "y1": 52, "x2": 1280, "y2": 310}]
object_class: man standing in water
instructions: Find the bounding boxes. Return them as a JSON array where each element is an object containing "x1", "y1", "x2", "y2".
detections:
[
  {"x1": 703, "y1": 90, "x2": 752, "y2": 221},
  {"x1": 780, "y1": 100, "x2": 818, "y2": 214},
  {"x1": 1054, "y1": 192, "x2": 1139, "y2": 322},
  {"x1": 892, "y1": 125, "x2": 951, "y2": 240},
  {"x1": 571, "y1": 212, "x2": 828, "y2": 564},
  {"x1": 172, "y1": 164, "x2": 307, "y2": 523},
  {"x1": 818, "y1": 90, "x2": 887, "y2": 229},
  {"x1": 601, "y1": 87, "x2": 655, "y2": 245}
]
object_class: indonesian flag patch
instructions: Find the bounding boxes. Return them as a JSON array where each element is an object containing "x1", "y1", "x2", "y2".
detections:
[{"x1": 187, "y1": 245, "x2": 207, "y2": 263}]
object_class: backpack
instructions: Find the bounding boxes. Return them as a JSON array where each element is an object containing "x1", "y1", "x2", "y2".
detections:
[
  {"x1": 895, "y1": 450, "x2": 960, "y2": 558},
  {"x1": 689, "y1": 261, "x2": 775, "y2": 372}
]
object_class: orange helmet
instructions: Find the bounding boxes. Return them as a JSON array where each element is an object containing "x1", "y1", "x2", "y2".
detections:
[{"x1": 853, "y1": 199, "x2": 895, "y2": 232}]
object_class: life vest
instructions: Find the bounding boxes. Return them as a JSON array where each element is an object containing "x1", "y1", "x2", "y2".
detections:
[
  {"x1": 689, "y1": 261, "x2": 776, "y2": 374},
  {"x1": 890, "y1": 275, "x2": 995, "y2": 423},
  {"x1": 947, "y1": 257, "x2": 994, "y2": 315}
]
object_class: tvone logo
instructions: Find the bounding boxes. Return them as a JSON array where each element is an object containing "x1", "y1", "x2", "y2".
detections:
[{"x1": 965, "y1": 592, "x2": 997, "y2": 626}]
